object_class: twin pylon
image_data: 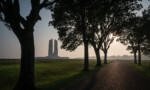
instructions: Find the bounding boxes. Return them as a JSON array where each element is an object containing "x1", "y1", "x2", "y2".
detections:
[{"x1": 48, "y1": 39, "x2": 58, "y2": 56}]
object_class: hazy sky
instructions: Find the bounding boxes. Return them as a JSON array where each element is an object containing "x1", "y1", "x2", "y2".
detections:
[{"x1": 0, "y1": 0, "x2": 149, "y2": 59}]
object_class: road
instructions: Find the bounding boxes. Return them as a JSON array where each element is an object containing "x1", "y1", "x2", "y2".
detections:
[{"x1": 62, "y1": 61, "x2": 150, "y2": 90}]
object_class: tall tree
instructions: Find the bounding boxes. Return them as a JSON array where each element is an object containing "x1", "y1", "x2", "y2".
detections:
[
  {"x1": 50, "y1": 0, "x2": 97, "y2": 71},
  {"x1": 118, "y1": 15, "x2": 147, "y2": 65},
  {"x1": 50, "y1": 0, "x2": 142, "y2": 68},
  {"x1": 88, "y1": 0, "x2": 142, "y2": 66},
  {"x1": 141, "y1": 6, "x2": 150, "y2": 56},
  {"x1": 101, "y1": 34, "x2": 115, "y2": 64},
  {"x1": 0, "y1": 0, "x2": 55, "y2": 89},
  {"x1": 132, "y1": 17, "x2": 146, "y2": 65},
  {"x1": 117, "y1": 29, "x2": 138, "y2": 64}
]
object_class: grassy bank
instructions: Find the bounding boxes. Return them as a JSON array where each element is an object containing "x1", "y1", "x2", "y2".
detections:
[
  {"x1": 130, "y1": 61, "x2": 150, "y2": 79},
  {"x1": 0, "y1": 59, "x2": 109, "y2": 90}
]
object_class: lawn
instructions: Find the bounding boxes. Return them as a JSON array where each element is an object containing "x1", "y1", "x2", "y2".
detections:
[
  {"x1": 130, "y1": 61, "x2": 150, "y2": 79},
  {"x1": 0, "y1": 59, "x2": 107, "y2": 90}
]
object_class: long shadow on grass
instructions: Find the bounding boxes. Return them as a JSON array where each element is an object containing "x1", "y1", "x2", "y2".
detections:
[
  {"x1": 37, "y1": 67, "x2": 100, "y2": 90},
  {"x1": 62, "y1": 71, "x2": 98, "y2": 90}
]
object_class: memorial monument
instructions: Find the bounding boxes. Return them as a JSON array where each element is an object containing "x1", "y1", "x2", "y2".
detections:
[{"x1": 36, "y1": 39, "x2": 69, "y2": 59}]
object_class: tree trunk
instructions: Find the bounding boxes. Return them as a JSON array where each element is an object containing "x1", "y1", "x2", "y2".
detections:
[
  {"x1": 138, "y1": 43, "x2": 141, "y2": 65},
  {"x1": 83, "y1": 40, "x2": 89, "y2": 71},
  {"x1": 94, "y1": 48, "x2": 101, "y2": 67},
  {"x1": 104, "y1": 51, "x2": 107, "y2": 64},
  {"x1": 14, "y1": 31, "x2": 36, "y2": 90},
  {"x1": 134, "y1": 52, "x2": 137, "y2": 64}
]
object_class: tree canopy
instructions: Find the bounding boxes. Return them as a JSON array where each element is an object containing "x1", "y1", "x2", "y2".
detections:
[{"x1": 50, "y1": 0, "x2": 143, "y2": 69}]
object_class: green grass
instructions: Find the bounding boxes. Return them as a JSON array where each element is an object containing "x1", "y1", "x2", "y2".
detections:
[
  {"x1": 130, "y1": 61, "x2": 150, "y2": 79},
  {"x1": 0, "y1": 59, "x2": 110, "y2": 90}
]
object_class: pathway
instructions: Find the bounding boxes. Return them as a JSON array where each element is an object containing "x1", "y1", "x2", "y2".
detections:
[{"x1": 62, "y1": 61, "x2": 150, "y2": 90}]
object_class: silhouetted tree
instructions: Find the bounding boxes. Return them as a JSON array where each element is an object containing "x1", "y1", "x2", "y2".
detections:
[
  {"x1": 118, "y1": 15, "x2": 147, "y2": 65},
  {"x1": 132, "y1": 17, "x2": 146, "y2": 65},
  {"x1": 0, "y1": 0, "x2": 55, "y2": 90},
  {"x1": 50, "y1": 0, "x2": 99, "y2": 71},
  {"x1": 141, "y1": 40, "x2": 150, "y2": 56},
  {"x1": 141, "y1": 6, "x2": 150, "y2": 56},
  {"x1": 88, "y1": 0, "x2": 142, "y2": 66},
  {"x1": 50, "y1": 0, "x2": 142, "y2": 68},
  {"x1": 101, "y1": 34, "x2": 115, "y2": 64},
  {"x1": 117, "y1": 29, "x2": 138, "y2": 64},
  {"x1": 132, "y1": 6, "x2": 150, "y2": 64}
]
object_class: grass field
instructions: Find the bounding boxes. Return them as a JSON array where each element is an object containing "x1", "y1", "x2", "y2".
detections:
[
  {"x1": 0, "y1": 59, "x2": 109, "y2": 90},
  {"x1": 130, "y1": 61, "x2": 150, "y2": 79}
]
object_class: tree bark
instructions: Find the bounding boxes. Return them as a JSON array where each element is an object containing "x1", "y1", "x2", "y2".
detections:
[
  {"x1": 104, "y1": 51, "x2": 107, "y2": 64},
  {"x1": 134, "y1": 52, "x2": 137, "y2": 64},
  {"x1": 14, "y1": 31, "x2": 36, "y2": 90},
  {"x1": 83, "y1": 40, "x2": 89, "y2": 71},
  {"x1": 138, "y1": 43, "x2": 141, "y2": 65},
  {"x1": 94, "y1": 48, "x2": 101, "y2": 67}
]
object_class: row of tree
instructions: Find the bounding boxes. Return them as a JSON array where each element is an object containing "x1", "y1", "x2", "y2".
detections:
[
  {"x1": 117, "y1": 6, "x2": 150, "y2": 65},
  {"x1": 49, "y1": 0, "x2": 143, "y2": 71},
  {"x1": 0, "y1": 0, "x2": 149, "y2": 90}
]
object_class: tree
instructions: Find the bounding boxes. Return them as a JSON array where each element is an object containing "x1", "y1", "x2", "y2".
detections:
[
  {"x1": 132, "y1": 17, "x2": 146, "y2": 65},
  {"x1": 88, "y1": 15, "x2": 117, "y2": 67},
  {"x1": 101, "y1": 34, "x2": 115, "y2": 64},
  {"x1": 0, "y1": 0, "x2": 55, "y2": 89},
  {"x1": 50, "y1": 0, "x2": 142, "y2": 69},
  {"x1": 118, "y1": 16, "x2": 147, "y2": 65},
  {"x1": 50, "y1": 0, "x2": 98, "y2": 71},
  {"x1": 141, "y1": 40, "x2": 150, "y2": 56},
  {"x1": 143, "y1": 6, "x2": 150, "y2": 38},
  {"x1": 141, "y1": 6, "x2": 150, "y2": 56},
  {"x1": 117, "y1": 29, "x2": 138, "y2": 64},
  {"x1": 88, "y1": 0, "x2": 142, "y2": 66}
]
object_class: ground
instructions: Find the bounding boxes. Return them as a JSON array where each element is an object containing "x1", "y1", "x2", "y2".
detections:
[
  {"x1": 62, "y1": 61, "x2": 150, "y2": 90},
  {"x1": 0, "y1": 59, "x2": 101, "y2": 90}
]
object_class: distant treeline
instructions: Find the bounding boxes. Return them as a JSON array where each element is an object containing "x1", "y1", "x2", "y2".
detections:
[{"x1": 76, "y1": 55, "x2": 150, "y2": 60}]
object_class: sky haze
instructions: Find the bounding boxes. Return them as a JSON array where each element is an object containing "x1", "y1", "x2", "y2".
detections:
[{"x1": 0, "y1": 0, "x2": 149, "y2": 59}]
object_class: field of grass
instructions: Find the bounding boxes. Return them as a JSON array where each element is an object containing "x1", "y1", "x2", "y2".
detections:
[
  {"x1": 130, "y1": 61, "x2": 150, "y2": 79},
  {"x1": 0, "y1": 59, "x2": 110, "y2": 90}
]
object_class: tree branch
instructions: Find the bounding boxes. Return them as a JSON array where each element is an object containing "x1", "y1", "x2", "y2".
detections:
[
  {"x1": 12, "y1": 0, "x2": 26, "y2": 26},
  {"x1": 40, "y1": 0, "x2": 56, "y2": 9}
]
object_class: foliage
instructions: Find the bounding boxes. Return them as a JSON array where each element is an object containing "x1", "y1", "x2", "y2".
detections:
[
  {"x1": 50, "y1": 0, "x2": 92, "y2": 51},
  {"x1": 117, "y1": 14, "x2": 149, "y2": 54},
  {"x1": 141, "y1": 7, "x2": 150, "y2": 55},
  {"x1": 50, "y1": 0, "x2": 143, "y2": 68},
  {"x1": 101, "y1": 34, "x2": 115, "y2": 52},
  {"x1": 117, "y1": 29, "x2": 138, "y2": 54},
  {"x1": 50, "y1": 0, "x2": 142, "y2": 51},
  {"x1": 88, "y1": 0, "x2": 142, "y2": 49}
]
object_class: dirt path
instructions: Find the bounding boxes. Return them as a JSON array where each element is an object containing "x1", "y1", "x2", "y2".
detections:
[{"x1": 62, "y1": 61, "x2": 150, "y2": 90}]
